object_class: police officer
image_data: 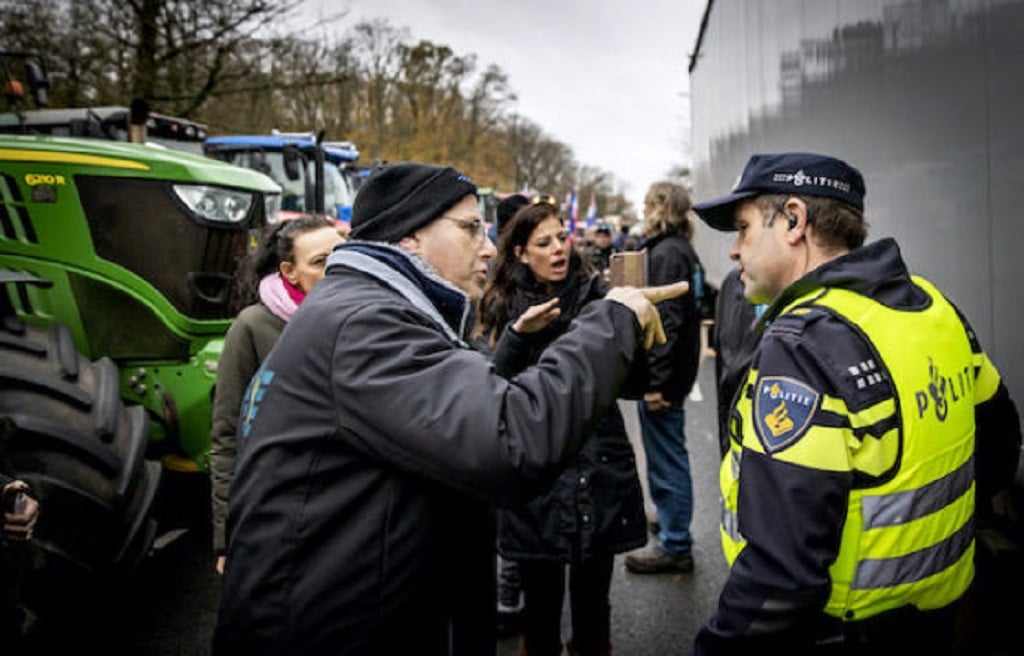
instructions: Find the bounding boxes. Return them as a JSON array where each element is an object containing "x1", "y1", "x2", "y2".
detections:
[{"x1": 691, "y1": 152, "x2": 1022, "y2": 655}]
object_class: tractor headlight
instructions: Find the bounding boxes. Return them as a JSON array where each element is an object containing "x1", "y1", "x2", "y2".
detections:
[
  {"x1": 264, "y1": 193, "x2": 283, "y2": 223},
  {"x1": 172, "y1": 184, "x2": 253, "y2": 224}
]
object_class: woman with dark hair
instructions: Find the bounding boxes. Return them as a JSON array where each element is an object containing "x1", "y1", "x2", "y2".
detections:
[
  {"x1": 474, "y1": 201, "x2": 646, "y2": 656},
  {"x1": 210, "y1": 216, "x2": 342, "y2": 574}
]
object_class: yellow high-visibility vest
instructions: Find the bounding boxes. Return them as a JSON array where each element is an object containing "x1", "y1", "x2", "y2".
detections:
[{"x1": 720, "y1": 276, "x2": 996, "y2": 621}]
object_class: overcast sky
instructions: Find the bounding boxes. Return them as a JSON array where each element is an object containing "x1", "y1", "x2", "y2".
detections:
[{"x1": 293, "y1": 0, "x2": 706, "y2": 213}]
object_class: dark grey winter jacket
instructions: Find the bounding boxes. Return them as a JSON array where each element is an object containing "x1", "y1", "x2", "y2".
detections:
[{"x1": 214, "y1": 242, "x2": 644, "y2": 656}]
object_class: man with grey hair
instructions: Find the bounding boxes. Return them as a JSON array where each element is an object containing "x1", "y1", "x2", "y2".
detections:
[{"x1": 213, "y1": 162, "x2": 687, "y2": 656}]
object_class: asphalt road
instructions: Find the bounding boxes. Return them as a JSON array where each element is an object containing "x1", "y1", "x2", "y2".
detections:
[{"x1": 34, "y1": 357, "x2": 722, "y2": 656}]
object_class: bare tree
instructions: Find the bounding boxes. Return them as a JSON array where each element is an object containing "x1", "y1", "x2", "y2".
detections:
[
  {"x1": 394, "y1": 40, "x2": 466, "y2": 161},
  {"x1": 348, "y1": 18, "x2": 406, "y2": 162},
  {"x1": 0, "y1": 3, "x2": 638, "y2": 213},
  {"x1": 0, "y1": 0, "x2": 300, "y2": 116},
  {"x1": 462, "y1": 63, "x2": 515, "y2": 182}
]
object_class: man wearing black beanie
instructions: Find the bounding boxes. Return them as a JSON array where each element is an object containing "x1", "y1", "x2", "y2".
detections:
[
  {"x1": 349, "y1": 162, "x2": 480, "y2": 243},
  {"x1": 214, "y1": 161, "x2": 689, "y2": 656},
  {"x1": 495, "y1": 193, "x2": 530, "y2": 236}
]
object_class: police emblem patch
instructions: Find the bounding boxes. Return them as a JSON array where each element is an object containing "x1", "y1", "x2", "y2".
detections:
[{"x1": 753, "y1": 376, "x2": 820, "y2": 453}]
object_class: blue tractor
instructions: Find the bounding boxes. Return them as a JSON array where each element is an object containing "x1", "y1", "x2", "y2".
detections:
[{"x1": 203, "y1": 132, "x2": 360, "y2": 225}]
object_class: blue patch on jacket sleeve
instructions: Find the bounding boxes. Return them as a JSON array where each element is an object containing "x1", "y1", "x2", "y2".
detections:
[
  {"x1": 239, "y1": 365, "x2": 275, "y2": 440},
  {"x1": 753, "y1": 376, "x2": 821, "y2": 453}
]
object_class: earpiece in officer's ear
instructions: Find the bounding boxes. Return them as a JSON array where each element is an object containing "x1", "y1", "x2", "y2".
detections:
[{"x1": 787, "y1": 213, "x2": 798, "y2": 229}]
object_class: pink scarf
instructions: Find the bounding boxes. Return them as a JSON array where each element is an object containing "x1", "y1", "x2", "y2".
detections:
[{"x1": 259, "y1": 273, "x2": 306, "y2": 322}]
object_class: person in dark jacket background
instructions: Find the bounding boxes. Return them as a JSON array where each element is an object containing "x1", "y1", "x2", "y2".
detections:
[
  {"x1": 212, "y1": 162, "x2": 687, "y2": 656},
  {"x1": 585, "y1": 222, "x2": 617, "y2": 278},
  {"x1": 474, "y1": 201, "x2": 647, "y2": 656},
  {"x1": 625, "y1": 180, "x2": 704, "y2": 575},
  {"x1": 710, "y1": 266, "x2": 762, "y2": 458}
]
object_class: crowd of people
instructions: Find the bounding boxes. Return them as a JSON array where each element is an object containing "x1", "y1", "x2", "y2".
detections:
[
  {"x1": 207, "y1": 153, "x2": 1021, "y2": 656},
  {"x1": 211, "y1": 162, "x2": 687, "y2": 655},
  {"x1": 5, "y1": 149, "x2": 1018, "y2": 656}
]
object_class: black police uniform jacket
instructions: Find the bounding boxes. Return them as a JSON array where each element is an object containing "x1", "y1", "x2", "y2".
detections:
[
  {"x1": 213, "y1": 242, "x2": 645, "y2": 656},
  {"x1": 491, "y1": 270, "x2": 647, "y2": 561}
]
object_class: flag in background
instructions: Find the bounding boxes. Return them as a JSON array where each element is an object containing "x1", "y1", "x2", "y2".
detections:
[
  {"x1": 567, "y1": 188, "x2": 579, "y2": 236},
  {"x1": 585, "y1": 191, "x2": 597, "y2": 229},
  {"x1": 564, "y1": 191, "x2": 573, "y2": 234}
]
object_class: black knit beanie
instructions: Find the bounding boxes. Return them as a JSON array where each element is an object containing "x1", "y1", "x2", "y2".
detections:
[
  {"x1": 350, "y1": 162, "x2": 478, "y2": 242},
  {"x1": 495, "y1": 193, "x2": 530, "y2": 236}
]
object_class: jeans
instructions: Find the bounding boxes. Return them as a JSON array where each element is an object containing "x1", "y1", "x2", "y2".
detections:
[{"x1": 637, "y1": 400, "x2": 693, "y2": 555}]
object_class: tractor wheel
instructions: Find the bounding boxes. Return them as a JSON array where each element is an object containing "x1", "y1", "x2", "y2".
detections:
[{"x1": 0, "y1": 321, "x2": 161, "y2": 621}]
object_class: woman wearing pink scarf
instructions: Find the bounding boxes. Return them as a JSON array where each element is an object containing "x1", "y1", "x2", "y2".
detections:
[{"x1": 210, "y1": 216, "x2": 342, "y2": 574}]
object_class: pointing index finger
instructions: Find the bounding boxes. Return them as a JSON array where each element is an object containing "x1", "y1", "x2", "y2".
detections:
[{"x1": 640, "y1": 280, "x2": 690, "y2": 304}]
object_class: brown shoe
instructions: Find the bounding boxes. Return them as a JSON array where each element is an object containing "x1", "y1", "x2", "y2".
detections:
[{"x1": 624, "y1": 542, "x2": 694, "y2": 574}]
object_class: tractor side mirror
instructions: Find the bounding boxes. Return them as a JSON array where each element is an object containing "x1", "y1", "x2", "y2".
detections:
[
  {"x1": 23, "y1": 60, "x2": 49, "y2": 107},
  {"x1": 282, "y1": 145, "x2": 302, "y2": 181}
]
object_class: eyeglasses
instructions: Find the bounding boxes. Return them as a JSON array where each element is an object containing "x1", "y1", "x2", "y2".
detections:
[
  {"x1": 531, "y1": 194, "x2": 558, "y2": 206},
  {"x1": 441, "y1": 215, "x2": 489, "y2": 242}
]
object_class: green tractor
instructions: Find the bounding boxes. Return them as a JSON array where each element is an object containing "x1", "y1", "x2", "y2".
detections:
[{"x1": 0, "y1": 54, "x2": 281, "y2": 622}]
